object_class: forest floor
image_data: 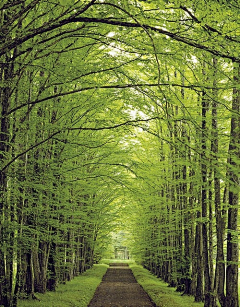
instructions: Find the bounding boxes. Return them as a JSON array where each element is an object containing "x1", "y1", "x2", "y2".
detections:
[{"x1": 88, "y1": 263, "x2": 156, "y2": 307}]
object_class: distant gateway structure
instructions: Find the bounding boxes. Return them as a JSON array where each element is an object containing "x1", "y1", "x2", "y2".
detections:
[{"x1": 114, "y1": 246, "x2": 130, "y2": 260}]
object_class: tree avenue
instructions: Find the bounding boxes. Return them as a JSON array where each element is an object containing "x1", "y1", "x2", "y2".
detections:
[{"x1": 0, "y1": 1, "x2": 239, "y2": 307}]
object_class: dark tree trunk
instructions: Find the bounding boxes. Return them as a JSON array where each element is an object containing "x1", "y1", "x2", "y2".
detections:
[
  {"x1": 21, "y1": 253, "x2": 35, "y2": 297},
  {"x1": 182, "y1": 130, "x2": 192, "y2": 295},
  {"x1": 33, "y1": 242, "x2": 50, "y2": 293},
  {"x1": 200, "y1": 63, "x2": 213, "y2": 306},
  {"x1": 47, "y1": 242, "x2": 57, "y2": 291},
  {"x1": 195, "y1": 211, "x2": 204, "y2": 302},
  {"x1": 225, "y1": 64, "x2": 240, "y2": 307},
  {"x1": 211, "y1": 58, "x2": 226, "y2": 307},
  {"x1": 0, "y1": 17, "x2": 14, "y2": 304}
]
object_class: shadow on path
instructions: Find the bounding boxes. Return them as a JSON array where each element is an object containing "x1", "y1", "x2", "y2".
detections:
[{"x1": 88, "y1": 263, "x2": 156, "y2": 307}]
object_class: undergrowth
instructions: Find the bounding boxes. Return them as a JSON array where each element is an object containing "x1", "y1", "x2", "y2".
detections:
[
  {"x1": 18, "y1": 264, "x2": 108, "y2": 307},
  {"x1": 130, "y1": 264, "x2": 204, "y2": 307}
]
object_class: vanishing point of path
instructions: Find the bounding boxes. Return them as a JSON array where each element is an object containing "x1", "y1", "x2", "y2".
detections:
[{"x1": 88, "y1": 263, "x2": 156, "y2": 307}]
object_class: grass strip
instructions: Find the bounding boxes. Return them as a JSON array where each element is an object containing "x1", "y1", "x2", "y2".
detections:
[
  {"x1": 130, "y1": 264, "x2": 204, "y2": 307},
  {"x1": 18, "y1": 264, "x2": 108, "y2": 307}
]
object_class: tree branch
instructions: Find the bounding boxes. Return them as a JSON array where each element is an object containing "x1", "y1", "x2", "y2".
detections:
[
  {"x1": 1, "y1": 11, "x2": 239, "y2": 63},
  {"x1": 0, "y1": 117, "x2": 160, "y2": 172},
  {"x1": 6, "y1": 82, "x2": 228, "y2": 117}
]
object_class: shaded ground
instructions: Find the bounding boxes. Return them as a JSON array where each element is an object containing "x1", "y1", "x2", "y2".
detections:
[{"x1": 88, "y1": 263, "x2": 156, "y2": 307}]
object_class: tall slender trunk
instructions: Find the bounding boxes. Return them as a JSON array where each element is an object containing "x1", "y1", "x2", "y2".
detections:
[
  {"x1": 225, "y1": 62, "x2": 240, "y2": 307},
  {"x1": 194, "y1": 209, "x2": 204, "y2": 302},
  {"x1": 0, "y1": 18, "x2": 15, "y2": 304},
  {"x1": 194, "y1": 95, "x2": 204, "y2": 302},
  {"x1": 211, "y1": 57, "x2": 226, "y2": 307},
  {"x1": 189, "y1": 165, "x2": 197, "y2": 296},
  {"x1": 179, "y1": 77, "x2": 192, "y2": 294},
  {"x1": 200, "y1": 69, "x2": 212, "y2": 306}
]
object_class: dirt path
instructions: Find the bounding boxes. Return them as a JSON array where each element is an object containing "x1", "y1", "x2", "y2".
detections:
[{"x1": 88, "y1": 263, "x2": 156, "y2": 307}]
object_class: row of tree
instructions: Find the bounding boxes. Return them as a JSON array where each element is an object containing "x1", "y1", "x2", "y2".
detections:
[
  {"x1": 130, "y1": 57, "x2": 239, "y2": 307},
  {"x1": 0, "y1": 1, "x2": 239, "y2": 307},
  {"x1": 0, "y1": 1, "x2": 133, "y2": 305}
]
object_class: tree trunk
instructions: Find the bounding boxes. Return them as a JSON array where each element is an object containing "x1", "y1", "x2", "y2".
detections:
[
  {"x1": 194, "y1": 210, "x2": 204, "y2": 302},
  {"x1": 201, "y1": 65, "x2": 212, "y2": 306},
  {"x1": 0, "y1": 12, "x2": 15, "y2": 304},
  {"x1": 47, "y1": 242, "x2": 57, "y2": 291},
  {"x1": 211, "y1": 57, "x2": 226, "y2": 307},
  {"x1": 225, "y1": 62, "x2": 240, "y2": 307},
  {"x1": 33, "y1": 241, "x2": 50, "y2": 293}
]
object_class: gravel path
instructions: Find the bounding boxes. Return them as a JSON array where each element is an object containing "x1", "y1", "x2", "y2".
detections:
[{"x1": 88, "y1": 263, "x2": 156, "y2": 307}]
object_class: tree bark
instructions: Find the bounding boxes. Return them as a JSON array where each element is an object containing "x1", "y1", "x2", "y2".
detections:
[
  {"x1": 0, "y1": 9, "x2": 15, "y2": 304},
  {"x1": 211, "y1": 57, "x2": 226, "y2": 307},
  {"x1": 201, "y1": 90, "x2": 212, "y2": 306},
  {"x1": 194, "y1": 210, "x2": 204, "y2": 302},
  {"x1": 225, "y1": 62, "x2": 240, "y2": 307}
]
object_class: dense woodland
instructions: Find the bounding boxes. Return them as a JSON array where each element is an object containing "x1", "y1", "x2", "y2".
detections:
[{"x1": 0, "y1": 0, "x2": 240, "y2": 307}]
